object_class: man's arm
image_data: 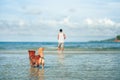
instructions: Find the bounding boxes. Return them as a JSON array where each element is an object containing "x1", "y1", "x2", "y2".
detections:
[
  {"x1": 58, "y1": 34, "x2": 59, "y2": 40},
  {"x1": 64, "y1": 33, "x2": 66, "y2": 39}
]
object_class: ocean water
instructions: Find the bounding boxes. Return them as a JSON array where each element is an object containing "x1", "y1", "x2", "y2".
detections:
[
  {"x1": 0, "y1": 42, "x2": 120, "y2": 51},
  {"x1": 0, "y1": 42, "x2": 120, "y2": 80},
  {"x1": 0, "y1": 53, "x2": 120, "y2": 80}
]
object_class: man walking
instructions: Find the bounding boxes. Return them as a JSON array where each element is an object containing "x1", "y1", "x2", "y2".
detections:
[{"x1": 58, "y1": 29, "x2": 66, "y2": 52}]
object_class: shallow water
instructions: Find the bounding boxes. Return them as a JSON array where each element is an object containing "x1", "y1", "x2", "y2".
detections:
[{"x1": 0, "y1": 52, "x2": 120, "y2": 80}]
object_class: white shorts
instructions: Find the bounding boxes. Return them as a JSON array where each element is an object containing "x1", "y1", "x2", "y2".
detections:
[{"x1": 58, "y1": 43, "x2": 64, "y2": 48}]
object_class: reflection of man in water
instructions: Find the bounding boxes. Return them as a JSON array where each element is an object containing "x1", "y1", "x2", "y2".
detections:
[
  {"x1": 29, "y1": 67, "x2": 44, "y2": 80},
  {"x1": 58, "y1": 29, "x2": 66, "y2": 52},
  {"x1": 58, "y1": 53, "x2": 64, "y2": 65}
]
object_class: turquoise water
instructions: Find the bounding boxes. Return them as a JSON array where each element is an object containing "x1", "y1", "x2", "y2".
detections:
[
  {"x1": 0, "y1": 42, "x2": 120, "y2": 80},
  {"x1": 0, "y1": 52, "x2": 120, "y2": 80},
  {"x1": 0, "y1": 42, "x2": 120, "y2": 51}
]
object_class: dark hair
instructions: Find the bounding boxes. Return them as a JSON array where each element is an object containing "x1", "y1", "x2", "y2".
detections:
[{"x1": 59, "y1": 29, "x2": 62, "y2": 32}]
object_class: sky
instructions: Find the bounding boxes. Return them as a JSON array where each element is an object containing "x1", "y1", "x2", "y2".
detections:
[{"x1": 0, "y1": 0, "x2": 120, "y2": 42}]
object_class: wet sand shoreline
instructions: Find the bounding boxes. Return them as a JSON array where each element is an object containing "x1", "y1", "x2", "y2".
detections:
[{"x1": 0, "y1": 50, "x2": 120, "y2": 54}]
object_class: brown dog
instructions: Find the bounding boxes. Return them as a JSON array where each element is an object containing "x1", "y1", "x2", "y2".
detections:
[
  {"x1": 28, "y1": 48, "x2": 45, "y2": 69},
  {"x1": 28, "y1": 50, "x2": 40, "y2": 67},
  {"x1": 38, "y1": 48, "x2": 45, "y2": 69}
]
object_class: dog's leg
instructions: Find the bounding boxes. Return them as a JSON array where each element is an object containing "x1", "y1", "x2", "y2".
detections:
[
  {"x1": 36, "y1": 59, "x2": 40, "y2": 67},
  {"x1": 39, "y1": 58, "x2": 42, "y2": 65},
  {"x1": 42, "y1": 59, "x2": 45, "y2": 69},
  {"x1": 29, "y1": 58, "x2": 33, "y2": 67}
]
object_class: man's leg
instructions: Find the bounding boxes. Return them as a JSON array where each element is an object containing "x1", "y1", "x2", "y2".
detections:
[
  {"x1": 58, "y1": 43, "x2": 61, "y2": 51},
  {"x1": 61, "y1": 43, "x2": 64, "y2": 52}
]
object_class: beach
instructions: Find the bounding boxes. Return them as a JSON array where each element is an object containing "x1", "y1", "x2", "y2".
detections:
[
  {"x1": 1, "y1": 0, "x2": 120, "y2": 79},
  {"x1": 0, "y1": 50, "x2": 120, "y2": 80}
]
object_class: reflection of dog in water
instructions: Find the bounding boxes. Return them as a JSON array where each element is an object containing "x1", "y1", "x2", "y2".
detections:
[
  {"x1": 29, "y1": 67, "x2": 44, "y2": 80},
  {"x1": 28, "y1": 48, "x2": 45, "y2": 69}
]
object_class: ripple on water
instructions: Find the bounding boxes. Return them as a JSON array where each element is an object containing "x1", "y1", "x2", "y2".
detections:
[{"x1": 0, "y1": 53, "x2": 120, "y2": 80}]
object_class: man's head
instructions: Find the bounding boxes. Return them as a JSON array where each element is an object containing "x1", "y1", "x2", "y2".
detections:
[{"x1": 59, "y1": 29, "x2": 62, "y2": 32}]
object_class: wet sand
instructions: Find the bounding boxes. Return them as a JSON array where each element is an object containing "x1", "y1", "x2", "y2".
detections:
[{"x1": 0, "y1": 51, "x2": 120, "y2": 80}]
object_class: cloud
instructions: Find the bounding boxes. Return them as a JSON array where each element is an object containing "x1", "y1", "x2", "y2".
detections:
[
  {"x1": 83, "y1": 18, "x2": 120, "y2": 37},
  {"x1": 19, "y1": 20, "x2": 27, "y2": 27},
  {"x1": 85, "y1": 18, "x2": 93, "y2": 25},
  {"x1": 22, "y1": 6, "x2": 42, "y2": 15},
  {"x1": 84, "y1": 18, "x2": 117, "y2": 27},
  {"x1": 107, "y1": 2, "x2": 120, "y2": 9},
  {"x1": 37, "y1": 16, "x2": 79, "y2": 28},
  {"x1": 1, "y1": 0, "x2": 120, "y2": 41},
  {"x1": 98, "y1": 18, "x2": 115, "y2": 26},
  {"x1": 63, "y1": 17, "x2": 70, "y2": 24}
]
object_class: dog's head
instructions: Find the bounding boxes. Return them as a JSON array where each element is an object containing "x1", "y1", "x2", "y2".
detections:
[
  {"x1": 38, "y1": 48, "x2": 44, "y2": 53},
  {"x1": 28, "y1": 50, "x2": 35, "y2": 57}
]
